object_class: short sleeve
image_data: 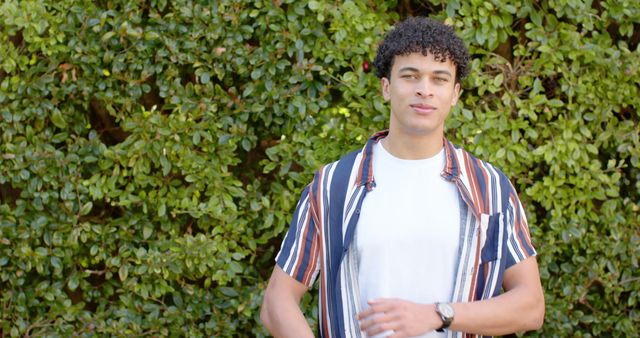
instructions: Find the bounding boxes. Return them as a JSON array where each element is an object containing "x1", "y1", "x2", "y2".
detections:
[
  {"x1": 275, "y1": 184, "x2": 321, "y2": 287},
  {"x1": 504, "y1": 182, "x2": 537, "y2": 269}
]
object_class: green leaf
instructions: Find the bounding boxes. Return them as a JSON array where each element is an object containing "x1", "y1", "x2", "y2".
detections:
[
  {"x1": 158, "y1": 204, "x2": 166, "y2": 217},
  {"x1": 119, "y1": 265, "x2": 128, "y2": 281},
  {"x1": 548, "y1": 99, "x2": 563, "y2": 107},
  {"x1": 50, "y1": 109, "x2": 67, "y2": 129},
  {"x1": 51, "y1": 257, "x2": 62, "y2": 270},
  {"x1": 229, "y1": 261, "x2": 243, "y2": 274},
  {"x1": 143, "y1": 225, "x2": 153, "y2": 239},
  {"x1": 308, "y1": 1, "x2": 321, "y2": 10},
  {"x1": 530, "y1": 10, "x2": 542, "y2": 26},
  {"x1": 79, "y1": 202, "x2": 93, "y2": 216},
  {"x1": 144, "y1": 31, "x2": 160, "y2": 40},
  {"x1": 68, "y1": 274, "x2": 80, "y2": 291},
  {"x1": 101, "y1": 31, "x2": 115, "y2": 42},
  {"x1": 160, "y1": 156, "x2": 172, "y2": 176},
  {"x1": 219, "y1": 287, "x2": 238, "y2": 297},
  {"x1": 493, "y1": 73, "x2": 504, "y2": 87},
  {"x1": 241, "y1": 138, "x2": 251, "y2": 151},
  {"x1": 200, "y1": 72, "x2": 210, "y2": 84}
]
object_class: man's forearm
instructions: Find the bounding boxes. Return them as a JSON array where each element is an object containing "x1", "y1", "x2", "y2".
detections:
[
  {"x1": 449, "y1": 284, "x2": 544, "y2": 335},
  {"x1": 261, "y1": 266, "x2": 315, "y2": 337},
  {"x1": 359, "y1": 257, "x2": 544, "y2": 336},
  {"x1": 261, "y1": 298, "x2": 314, "y2": 338}
]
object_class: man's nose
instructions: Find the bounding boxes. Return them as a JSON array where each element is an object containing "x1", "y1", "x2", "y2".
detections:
[{"x1": 415, "y1": 79, "x2": 433, "y2": 97}]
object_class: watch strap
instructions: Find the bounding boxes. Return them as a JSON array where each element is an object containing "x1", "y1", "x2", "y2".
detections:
[{"x1": 435, "y1": 302, "x2": 454, "y2": 332}]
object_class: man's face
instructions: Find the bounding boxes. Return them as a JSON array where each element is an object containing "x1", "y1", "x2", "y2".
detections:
[{"x1": 381, "y1": 52, "x2": 460, "y2": 139}]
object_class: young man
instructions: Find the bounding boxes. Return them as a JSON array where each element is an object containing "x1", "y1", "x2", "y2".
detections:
[{"x1": 261, "y1": 17, "x2": 545, "y2": 338}]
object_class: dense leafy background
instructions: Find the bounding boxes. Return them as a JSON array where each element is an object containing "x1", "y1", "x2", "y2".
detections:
[{"x1": 0, "y1": 0, "x2": 638, "y2": 336}]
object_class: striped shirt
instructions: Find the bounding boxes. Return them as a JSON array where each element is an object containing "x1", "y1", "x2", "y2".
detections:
[{"x1": 276, "y1": 131, "x2": 536, "y2": 338}]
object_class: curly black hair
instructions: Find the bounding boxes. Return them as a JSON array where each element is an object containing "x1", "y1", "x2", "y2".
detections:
[{"x1": 373, "y1": 17, "x2": 470, "y2": 83}]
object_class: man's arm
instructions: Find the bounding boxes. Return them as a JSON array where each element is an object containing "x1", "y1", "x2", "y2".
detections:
[
  {"x1": 359, "y1": 256, "x2": 545, "y2": 337},
  {"x1": 261, "y1": 266, "x2": 315, "y2": 338},
  {"x1": 449, "y1": 255, "x2": 545, "y2": 334}
]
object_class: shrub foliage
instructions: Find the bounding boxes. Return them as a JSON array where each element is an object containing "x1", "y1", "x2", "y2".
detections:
[{"x1": 0, "y1": 0, "x2": 638, "y2": 336}]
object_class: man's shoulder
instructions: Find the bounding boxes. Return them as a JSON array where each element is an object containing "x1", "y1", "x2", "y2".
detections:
[
  {"x1": 308, "y1": 147, "x2": 364, "y2": 192},
  {"x1": 317, "y1": 147, "x2": 363, "y2": 173},
  {"x1": 449, "y1": 142, "x2": 515, "y2": 191}
]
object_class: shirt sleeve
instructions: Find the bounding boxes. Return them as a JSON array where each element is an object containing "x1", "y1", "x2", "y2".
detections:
[
  {"x1": 505, "y1": 181, "x2": 537, "y2": 269},
  {"x1": 275, "y1": 184, "x2": 321, "y2": 287}
]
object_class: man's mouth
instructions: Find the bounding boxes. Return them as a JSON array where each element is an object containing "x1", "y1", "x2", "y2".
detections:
[{"x1": 410, "y1": 104, "x2": 436, "y2": 114}]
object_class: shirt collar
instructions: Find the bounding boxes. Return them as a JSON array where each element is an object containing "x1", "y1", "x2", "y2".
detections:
[{"x1": 355, "y1": 130, "x2": 463, "y2": 189}]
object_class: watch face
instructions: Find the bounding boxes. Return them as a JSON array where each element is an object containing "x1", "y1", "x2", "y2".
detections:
[{"x1": 439, "y1": 303, "x2": 454, "y2": 318}]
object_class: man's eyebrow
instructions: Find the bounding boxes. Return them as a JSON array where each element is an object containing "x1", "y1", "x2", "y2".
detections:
[
  {"x1": 433, "y1": 70, "x2": 453, "y2": 77},
  {"x1": 397, "y1": 67, "x2": 453, "y2": 77},
  {"x1": 398, "y1": 66, "x2": 420, "y2": 73}
]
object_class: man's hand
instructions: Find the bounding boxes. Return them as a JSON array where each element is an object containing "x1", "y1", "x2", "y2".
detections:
[{"x1": 357, "y1": 299, "x2": 441, "y2": 338}]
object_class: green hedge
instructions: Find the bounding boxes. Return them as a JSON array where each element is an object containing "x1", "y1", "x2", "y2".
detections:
[{"x1": 0, "y1": 0, "x2": 638, "y2": 336}]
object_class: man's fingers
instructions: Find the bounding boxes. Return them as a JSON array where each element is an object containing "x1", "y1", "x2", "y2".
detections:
[
  {"x1": 358, "y1": 299, "x2": 394, "y2": 321},
  {"x1": 363, "y1": 320, "x2": 400, "y2": 337},
  {"x1": 388, "y1": 330, "x2": 409, "y2": 338},
  {"x1": 359, "y1": 299, "x2": 413, "y2": 336},
  {"x1": 359, "y1": 313, "x2": 388, "y2": 330},
  {"x1": 357, "y1": 307, "x2": 374, "y2": 320},
  {"x1": 359, "y1": 311, "x2": 399, "y2": 331},
  {"x1": 367, "y1": 298, "x2": 398, "y2": 312}
]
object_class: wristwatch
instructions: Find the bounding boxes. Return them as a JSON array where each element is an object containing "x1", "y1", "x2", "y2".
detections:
[{"x1": 435, "y1": 302, "x2": 455, "y2": 332}]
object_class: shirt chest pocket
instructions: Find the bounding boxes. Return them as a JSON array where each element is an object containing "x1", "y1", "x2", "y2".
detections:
[{"x1": 479, "y1": 212, "x2": 504, "y2": 263}]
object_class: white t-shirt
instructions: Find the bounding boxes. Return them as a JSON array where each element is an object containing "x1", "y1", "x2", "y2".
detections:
[{"x1": 356, "y1": 140, "x2": 461, "y2": 338}]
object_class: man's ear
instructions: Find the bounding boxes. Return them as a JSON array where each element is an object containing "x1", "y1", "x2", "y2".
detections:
[
  {"x1": 381, "y1": 77, "x2": 391, "y2": 101},
  {"x1": 451, "y1": 82, "x2": 461, "y2": 106}
]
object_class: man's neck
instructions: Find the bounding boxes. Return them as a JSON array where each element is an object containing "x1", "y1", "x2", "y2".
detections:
[{"x1": 382, "y1": 130, "x2": 444, "y2": 160}]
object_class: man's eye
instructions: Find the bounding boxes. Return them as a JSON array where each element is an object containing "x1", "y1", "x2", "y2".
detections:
[{"x1": 435, "y1": 77, "x2": 448, "y2": 82}]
